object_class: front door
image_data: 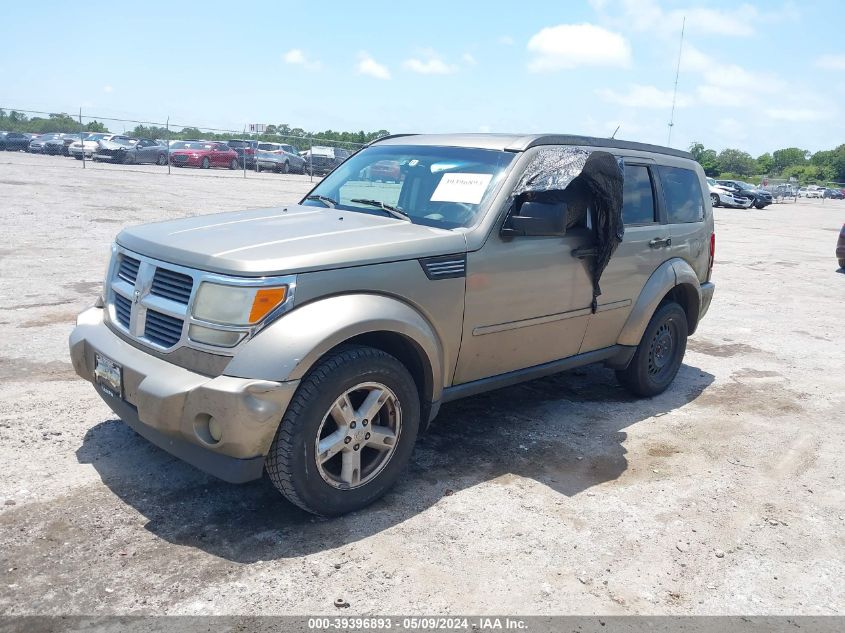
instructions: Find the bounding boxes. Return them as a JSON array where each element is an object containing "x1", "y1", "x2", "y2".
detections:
[{"x1": 453, "y1": 222, "x2": 596, "y2": 385}]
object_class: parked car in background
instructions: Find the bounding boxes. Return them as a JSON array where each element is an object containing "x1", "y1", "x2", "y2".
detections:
[
  {"x1": 715, "y1": 179, "x2": 773, "y2": 209},
  {"x1": 823, "y1": 188, "x2": 843, "y2": 199},
  {"x1": 773, "y1": 184, "x2": 798, "y2": 199},
  {"x1": 94, "y1": 138, "x2": 168, "y2": 165},
  {"x1": 301, "y1": 145, "x2": 351, "y2": 176},
  {"x1": 226, "y1": 139, "x2": 259, "y2": 168},
  {"x1": 69, "y1": 133, "x2": 128, "y2": 159},
  {"x1": 0, "y1": 132, "x2": 32, "y2": 151},
  {"x1": 28, "y1": 133, "x2": 65, "y2": 154},
  {"x1": 837, "y1": 224, "x2": 845, "y2": 269},
  {"x1": 255, "y1": 150, "x2": 306, "y2": 174},
  {"x1": 706, "y1": 177, "x2": 752, "y2": 209},
  {"x1": 169, "y1": 140, "x2": 239, "y2": 169},
  {"x1": 798, "y1": 187, "x2": 823, "y2": 198},
  {"x1": 366, "y1": 159, "x2": 403, "y2": 183}
]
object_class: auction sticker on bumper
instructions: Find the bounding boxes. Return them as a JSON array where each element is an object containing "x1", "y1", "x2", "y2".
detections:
[{"x1": 94, "y1": 353, "x2": 122, "y2": 399}]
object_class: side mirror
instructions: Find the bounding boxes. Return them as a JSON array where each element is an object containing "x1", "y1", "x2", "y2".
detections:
[{"x1": 503, "y1": 201, "x2": 567, "y2": 237}]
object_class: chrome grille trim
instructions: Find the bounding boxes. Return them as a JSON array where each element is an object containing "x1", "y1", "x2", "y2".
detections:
[
  {"x1": 117, "y1": 256, "x2": 140, "y2": 284},
  {"x1": 104, "y1": 245, "x2": 296, "y2": 355}
]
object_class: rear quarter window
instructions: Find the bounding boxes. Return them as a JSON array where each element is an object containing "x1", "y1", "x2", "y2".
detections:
[
  {"x1": 621, "y1": 164, "x2": 657, "y2": 225},
  {"x1": 657, "y1": 166, "x2": 705, "y2": 223}
]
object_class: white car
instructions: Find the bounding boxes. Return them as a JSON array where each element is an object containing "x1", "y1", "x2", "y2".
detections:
[
  {"x1": 68, "y1": 133, "x2": 128, "y2": 159},
  {"x1": 798, "y1": 187, "x2": 823, "y2": 199},
  {"x1": 707, "y1": 177, "x2": 753, "y2": 209}
]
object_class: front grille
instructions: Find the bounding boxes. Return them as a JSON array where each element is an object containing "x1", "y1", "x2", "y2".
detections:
[
  {"x1": 144, "y1": 310, "x2": 184, "y2": 348},
  {"x1": 114, "y1": 294, "x2": 131, "y2": 328},
  {"x1": 118, "y1": 256, "x2": 140, "y2": 283},
  {"x1": 173, "y1": 154, "x2": 187, "y2": 162},
  {"x1": 151, "y1": 268, "x2": 193, "y2": 304}
]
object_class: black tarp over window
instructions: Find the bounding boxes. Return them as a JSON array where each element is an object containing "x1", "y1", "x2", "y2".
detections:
[{"x1": 511, "y1": 147, "x2": 625, "y2": 312}]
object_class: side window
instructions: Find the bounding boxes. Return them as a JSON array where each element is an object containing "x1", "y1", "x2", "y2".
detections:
[
  {"x1": 621, "y1": 164, "x2": 657, "y2": 225},
  {"x1": 658, "y1": 166, "x2": 704, "y2": 224}
]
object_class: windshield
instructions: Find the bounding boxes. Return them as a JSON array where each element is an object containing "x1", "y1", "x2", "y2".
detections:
[
  {"x1": 301, "y1": 145, "x2": 514, "y2": 229},
  {"x1": 172, "y1": 141, "x2": 208, "y2": 150}
]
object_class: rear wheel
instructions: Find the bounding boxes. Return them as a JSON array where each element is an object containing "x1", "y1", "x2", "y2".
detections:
[
  {"x1": 157, "y1": 153, "x2": 167, "y2": 166},
  {"x1": 616, "y1": 302, "x2": 688, "y2": 397},
  {"x1": 710, "y1": 193, "x2": 719, "y2": 207},
  {"x1": 201, "y1": 157, "x2": 210, "y2": 169},
  {"x1": 229, "y1": 158, "x2": 239, "y2": 170},
  {"x1": 265, "y1": 345, "x2": 420, "y2": 516},
  {"x1": 281, "y1": 161, "x2": 290, "y2": 174}
]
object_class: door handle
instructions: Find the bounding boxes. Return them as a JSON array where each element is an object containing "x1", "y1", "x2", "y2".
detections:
[{"x1": 649, "y1": 237, "x2": 672, "y2": 248}]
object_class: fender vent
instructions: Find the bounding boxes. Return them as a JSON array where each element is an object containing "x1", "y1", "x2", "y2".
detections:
[{"x1": 420, "y1": 254, "x2": 467, "y2": 280}]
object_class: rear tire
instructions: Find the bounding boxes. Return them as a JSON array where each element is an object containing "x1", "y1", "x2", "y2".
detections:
[
  {"x1": 839, "y1": 258, "x2": 845, "y2": 270},
  {"x1": 201, "y1": 157, "x2": 210, "y2": 169},
  {"x1": 710, "y1": 193, "x2": 719, "y2": 208},
  {"x1": 265, "y1": 345, "x2": 420, "y2": 516},
  {"x1": 230, "y1": 158, "x2": 239, "y2": 170},
  {"x1": 616, "y1": 302, "x2": 688, "y2": 397},
  {"x1": 282, "y1": 161, "x2": 290, "y2": 174},
  {"x1": 157, "y1": 153, "x2": 167, "y2": 166}
]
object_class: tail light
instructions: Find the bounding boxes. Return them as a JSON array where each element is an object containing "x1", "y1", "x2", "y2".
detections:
[{"x1": 707, "y1": 232, "x2": 715, "y2": 281}]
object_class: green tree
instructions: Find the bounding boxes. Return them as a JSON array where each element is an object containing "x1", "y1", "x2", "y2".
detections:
[
  {"x1": 771, "y1": 147, "x2": 808, "y2": 173},
  {"x1": 756, "y1": 152, "x2": 773, "y2": 174},
  {"x1": 689, "y1": 142, "x2": 720, "y2": 176},
  {"x1": 717, "y1": 148, "x2": 756, "y2": 177}
]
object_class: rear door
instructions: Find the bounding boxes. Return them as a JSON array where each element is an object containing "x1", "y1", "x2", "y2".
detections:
[
  {"x1": 579, "y1": 161, "x2": 672, "y2": 352},
  {"x1": 657, "y1": 165, "x2": 709, "y2": 280}
]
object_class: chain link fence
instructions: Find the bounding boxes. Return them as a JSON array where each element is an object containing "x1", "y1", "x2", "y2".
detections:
[{"x1": 0, "y1": 107, "x2": 369, "y2": 183}]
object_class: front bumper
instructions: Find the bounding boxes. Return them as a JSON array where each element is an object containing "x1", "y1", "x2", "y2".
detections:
[{"x1": 69, "y1": 307, "x2": 300, "y2": 483}]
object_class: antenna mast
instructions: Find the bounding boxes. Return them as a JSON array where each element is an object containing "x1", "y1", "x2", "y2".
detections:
[{"x1": 667, "y1": 16, "x2": 685, "y2": 146}]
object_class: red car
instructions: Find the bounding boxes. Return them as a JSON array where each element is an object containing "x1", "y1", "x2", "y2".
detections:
[
  {"x1": 837, "y1": 223, "x2": 845, "y2": 270},
  {"x1": 169, "y1": 141, "x2": 239, "y2": 169}
]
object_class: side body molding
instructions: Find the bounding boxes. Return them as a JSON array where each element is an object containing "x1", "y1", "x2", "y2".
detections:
[
  {"x1": 616, "y1": 258, "x2": 702, "y2": 346},
  {"x1": 223, "y1": 293, "x2": 446, "y2": 403}
]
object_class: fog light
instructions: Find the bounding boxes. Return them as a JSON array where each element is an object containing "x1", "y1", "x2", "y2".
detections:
[
  {"x1": 188, "y1": 324, "x2": 244, "y2": 347},
  {"x1": 208, "y1": 417, "x2": 223, "y2": 443}
]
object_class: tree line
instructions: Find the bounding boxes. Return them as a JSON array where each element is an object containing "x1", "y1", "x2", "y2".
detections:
[
  {"x1": 0, "y1": 110, "x2": 388, "y2": 151},
  {"x1": 3, "y1": 109, "x2": 842, "y2": 184},
  {"x1": 689, "y1": 142, "x2": 845, "y2": 186}
]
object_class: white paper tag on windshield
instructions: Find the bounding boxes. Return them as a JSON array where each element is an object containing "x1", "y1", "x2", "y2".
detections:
[{"x1": 430, "y1": 173, "x2": 493, "y2": 205}]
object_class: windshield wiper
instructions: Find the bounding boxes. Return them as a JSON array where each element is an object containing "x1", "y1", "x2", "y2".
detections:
[
  {"x1": 305, "y1": 194, "x2": 338, "y2": 208},
  {"x1": 350, "y1": 199, "x2": 411, "y2": 221}
]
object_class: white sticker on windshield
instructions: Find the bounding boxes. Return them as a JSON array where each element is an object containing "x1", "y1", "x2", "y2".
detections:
[{"x1": 430, "y1": 173, "x2": 493, "y2": 205}]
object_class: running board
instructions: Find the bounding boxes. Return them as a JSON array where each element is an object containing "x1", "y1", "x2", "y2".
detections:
[{"x1": 442, "y1": 345, "x2": 633, "y2": 403}]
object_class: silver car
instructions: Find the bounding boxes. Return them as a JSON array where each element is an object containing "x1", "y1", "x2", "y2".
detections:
[
  {"x1": 70, "y1": 133, "x2": 715, "y2": 516},
  {"x1": 255, "y1": 149, "x2": 306, "y2": 174},
  {"x1": 94, "y1": 137, "x2": 168, "y2": 165}
]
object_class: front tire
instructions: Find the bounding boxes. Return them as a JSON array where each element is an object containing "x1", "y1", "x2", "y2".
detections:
[
  {"x1": 157, "y1": 153, "x2": 167, "y2": 166},
  {"x1": 265, "y1": 345, "x2": 420, "y2": 516},
  {"x1": 616, "y1": 302, "x2": 688, "y2": 397},
  {"x1": 710, "y1": 193, "x2": 719, "y2": 208},
  {"x1": 230, "y1": 158, "x2": 239, "y2": 170},
  {"x1": 201, "y1": 157, "x2": 210, "y2": 169}
]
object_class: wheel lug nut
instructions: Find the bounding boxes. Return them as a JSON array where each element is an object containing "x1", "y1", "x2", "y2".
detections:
[
  {"x1": 350, "y1": 421, "x2": 356, "y2": 429},
  {"x1": 365, "y1": 433, "x2": 370, "y2": 440},
  {"x1": 344, "y1": 437, "x2": 351, "y2": 444},
  {"x1": 362, "y1": 419, "x2": 368, "y2": 426},
  {"x1": 353, "y1": 444, "x2": 360, "y2": 451}
]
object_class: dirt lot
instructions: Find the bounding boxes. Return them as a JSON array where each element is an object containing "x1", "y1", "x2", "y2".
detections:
[{"x1": 0, "y1": 151, "x2": 843, "y2": 616}]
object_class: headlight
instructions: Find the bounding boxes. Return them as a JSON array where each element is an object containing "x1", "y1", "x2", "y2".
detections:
[{"x1": 191, "y1": 282, "x2": 289, "y2": 326}]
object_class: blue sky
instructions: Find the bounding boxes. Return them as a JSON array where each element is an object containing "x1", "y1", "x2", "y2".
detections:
[{"x1": 1, "y1": 0, "x2": 842, "y2": 155}]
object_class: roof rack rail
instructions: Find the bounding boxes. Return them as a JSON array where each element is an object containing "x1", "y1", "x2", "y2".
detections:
[{"x1": 513, "y1": 134, "x2": 692, "y2": 159}]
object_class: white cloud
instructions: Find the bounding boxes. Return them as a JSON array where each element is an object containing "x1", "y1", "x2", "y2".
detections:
[
  {"x1": 462, "y1": 53, "x2": 477, "y2": 66},
  {"x1": 357, "y1": 52, "x2": 391, "y2": 80},
  {"x1": 765, "y1": 108, "x2": 829, "y2": 122},
  {"x1": 283, "y1": 49, "x2": 321, "y2": 71},
  {"x1": 695, "y1": 85, "x2": 757, "y2": 108},
  {"x1": 102, "y1": 85, "x2": 113, "y2": 93},
  {"x1": 599, "y1": 0, "x2": 760, "y2": 37},
  {"x1": 404, "y1": 51, "x2": 459, "y2": 75},
  {"x1": 816, "y1": 54, "x2": 845, "y2": 70},
  {"x1": 498, "y1": 35, "x2": 514, "y2": 46},
  {"x1": 527, "y1": 23, "x2": 631, "y2": 72},
  {"x1": 597, "y1": 84, "x2": 690, "y2": 109}
]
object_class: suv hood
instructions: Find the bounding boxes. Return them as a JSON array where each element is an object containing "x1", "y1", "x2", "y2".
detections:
[{"x1": 116, "y1": 205, "x2": 467, "y2": 276}]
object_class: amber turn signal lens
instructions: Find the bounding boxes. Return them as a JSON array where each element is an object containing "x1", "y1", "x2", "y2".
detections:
[{"x1": 248, "y1": 287, "x2": 287, "y2": 323}]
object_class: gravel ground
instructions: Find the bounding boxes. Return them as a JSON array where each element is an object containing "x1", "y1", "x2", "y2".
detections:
[{"x1": 0, "y1": 151, "x2": 843, "y2": 616}]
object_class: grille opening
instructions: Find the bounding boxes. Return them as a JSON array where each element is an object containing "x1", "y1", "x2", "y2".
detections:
[
  {"x1": 117, "y1": 256, "x2": 140, "y2": 284},
  {"x1": 144, "y1": 310, "x2": 184, "y2": 348},
  {"x1": 114, "y1": 294, "x2": 131, "y2": 328},
  {"x1": 150, "y1": 268, "x2": 193, "y2": 304}
]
